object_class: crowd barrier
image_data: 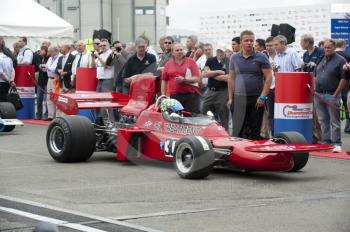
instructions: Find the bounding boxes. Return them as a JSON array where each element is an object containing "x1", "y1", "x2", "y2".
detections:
[
  {"x1": 14, "y1": 65, "x2": 35, "y2": 119},
  {"x1": 76, "y1": 67, "x2": 97, "y2": 121},
  {"x1": 274, "y1": 72, "x2": 313, "y2": 143}
]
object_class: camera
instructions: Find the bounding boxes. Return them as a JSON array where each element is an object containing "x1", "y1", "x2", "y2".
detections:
[{"x1": 116, "y1": 47, "x2": 122, "y2": 52}]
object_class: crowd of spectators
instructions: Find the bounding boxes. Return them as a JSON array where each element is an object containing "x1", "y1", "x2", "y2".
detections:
[{"x1": 0, "y1": 31, "x2": 350, "y2": 153}]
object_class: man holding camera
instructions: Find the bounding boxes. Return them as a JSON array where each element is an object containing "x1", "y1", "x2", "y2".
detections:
[
  {"x1": 91, "y1": 39, "x2": 114, "y2": 92},
  {"x1": 110, "y1": 41, "x2": 126, "y2": 92}
]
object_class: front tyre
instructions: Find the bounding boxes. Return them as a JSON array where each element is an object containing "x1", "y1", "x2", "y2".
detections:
[
  {"x1": 46, "y1": 116, "x2": 96, "y2": 162},
  {"x1": 174, "y1": 136, "x2": 215, "y2": 179},
  {"x1": 274, "y1": 131, "x2": 309, "y2": 172}
]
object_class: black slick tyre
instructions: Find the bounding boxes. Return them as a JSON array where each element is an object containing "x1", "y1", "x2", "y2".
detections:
[
  {"x1": 0, "y1": 102, "x2": 16, "y2": 132},
  {"x1": 46, "y1": 116, "x2": 96, "y2": 162},
  {"x1": 274, "y1": 131, "x2": 309, "y2": 172},
  {"x1": 174, "y1": 136, "x2": 215, "y2": 179}
]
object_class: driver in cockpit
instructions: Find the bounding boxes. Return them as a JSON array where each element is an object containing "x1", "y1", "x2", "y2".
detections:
[{"x1": 160, "y1": 98, "x2": 184, "y2": 122}]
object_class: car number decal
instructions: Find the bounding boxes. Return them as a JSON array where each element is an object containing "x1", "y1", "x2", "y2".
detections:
[{"x1": 196, "y1": 136, "x2": 210, "y2": 151}]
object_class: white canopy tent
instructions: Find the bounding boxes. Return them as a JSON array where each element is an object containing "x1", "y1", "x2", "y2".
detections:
[{"x1": 0, "y1": 0, "x2": 74, "y2": 51}]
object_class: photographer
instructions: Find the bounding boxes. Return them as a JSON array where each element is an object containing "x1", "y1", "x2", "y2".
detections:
[
  {"x1": 91, "y1": 39, "x2": 114, "y2": 92},
  {"x1": 109, "y1": 41, "x2": 126, "y2": 92}
]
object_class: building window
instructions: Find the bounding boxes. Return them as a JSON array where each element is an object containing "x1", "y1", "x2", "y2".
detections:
[
  {"x1": 135, "y1": 8, "x2": 144, "y2": 15},
  {"x1": 145, "y1": 9, "x2": 154, "y2": 15},
  {"x1": 67, "y1": 6, "x2": 78, "y2": 11},
  {"x1": 135, "y1": 6, "x2": 155, "y2": 15}
]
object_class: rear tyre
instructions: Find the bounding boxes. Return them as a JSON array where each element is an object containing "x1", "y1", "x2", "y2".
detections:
[
  {"x1": 174, "y1": 136, "x2": 215, "y2": 179},
  {"x1": 0, "y1": 102, "x2": 16, "y2": 132},
  {"x1": 46, "y1": 116, "x2": 96, "y2": 162},
  {"x1": 273, "y1": 131, "x2": 309, "y2": 172}
]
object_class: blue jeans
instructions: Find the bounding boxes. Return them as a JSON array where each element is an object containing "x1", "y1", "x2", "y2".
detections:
[
  {"x1": 314, "y1": 93, "x2": 341, "y2": 145},
  {"x1": 36, "y1": 86, "x2": 48, "y2": 119}
]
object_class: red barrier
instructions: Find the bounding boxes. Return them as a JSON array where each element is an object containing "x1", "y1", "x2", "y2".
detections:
[
  {"x1": 76, "y1": 68, "x2": 98, "y2": 91},
  {"x1": 14, "y1": 65, "x2": 36, "y2": 119},
  {"x1": 14, "y1": 65, "x2": 35, "y2": 87},
  {"x1": 274, "y1": 72, "x2": 313, "y2": 143}
]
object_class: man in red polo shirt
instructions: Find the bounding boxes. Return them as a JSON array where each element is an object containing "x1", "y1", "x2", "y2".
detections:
[{"x1": 161, "y1": 43, "x2": 201, "y2": 113}]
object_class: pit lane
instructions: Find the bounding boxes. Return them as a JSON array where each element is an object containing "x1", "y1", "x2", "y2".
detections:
[{"x1": 1, "y1": 123, "x2": 350, "y2": 232}]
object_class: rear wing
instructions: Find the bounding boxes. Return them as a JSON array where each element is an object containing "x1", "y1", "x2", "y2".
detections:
[{"x1": 51, "y1": 91, "x2": 129, "y2": 115}]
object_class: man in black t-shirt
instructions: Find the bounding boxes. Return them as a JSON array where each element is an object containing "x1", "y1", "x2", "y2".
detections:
[
  {"x1": 201, "y1": 47, "x2": 230, "y2": 130},
  {"x1": 123, "y1": 38, "x2": 157, "y2": 93}
]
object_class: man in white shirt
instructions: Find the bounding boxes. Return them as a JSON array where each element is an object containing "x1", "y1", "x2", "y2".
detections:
[
  {"x1": 0, "y1": 50, "x2": 15, "y2": 102},
  {"x1": 92, "y1": 39, "x2": 114, "y2": 92},
  {"x1": 42, "y1": 46, "x2": 60, "y2": 120},
  {"x1": 17, "y1": 37, "x2": 33, "y2": 65},
  {"x1": 40, "y1": 46, "x2": 59, "y2": 120},
  {"x1": 273, "y1": 35, "x2": 302, "y2": 72},
  {"x1": 71, "y1": 40, "x2": 93, "y2": 87},
  {"x1": 196, "y1": 43, "x2": 213, "y2": 71}
]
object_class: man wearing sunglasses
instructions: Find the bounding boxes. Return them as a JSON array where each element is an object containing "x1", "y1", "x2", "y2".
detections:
[
  {"x1": 157, "y1": 36, "x2": 174, "y2": 75},
  {"x1": 92, "y1": 39, "x2": 114, "y2": 92},
  {"x1": 93, "y1": 38, "x2": 101, "y2": 53}
]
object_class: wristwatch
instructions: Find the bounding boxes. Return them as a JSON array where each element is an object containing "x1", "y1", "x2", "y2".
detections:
[{"x1": 259, "y1": 95, "x2": 268, "y2": 101}]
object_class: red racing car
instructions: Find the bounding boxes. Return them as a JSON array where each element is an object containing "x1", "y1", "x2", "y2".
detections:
[{"x1": 46, "y1": 75, "x2": 332, "y2": 179}]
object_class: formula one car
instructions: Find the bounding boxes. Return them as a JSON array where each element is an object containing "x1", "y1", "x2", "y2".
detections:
[
  {"x1": 46, "y1": 75, "x2": 332, "y2": 179},
  {"x1": 0, "y1": 102, "x2": 23, "y2": 132}
]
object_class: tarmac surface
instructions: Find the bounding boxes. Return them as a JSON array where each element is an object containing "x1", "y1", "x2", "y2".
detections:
[{"x1": 0, "y1": 122, "x2": 350, "y2": 232}]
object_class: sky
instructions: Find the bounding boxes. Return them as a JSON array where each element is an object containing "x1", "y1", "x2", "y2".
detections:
[{"x1": 167, "y1": 0, "x2": 350, "y2": 32}]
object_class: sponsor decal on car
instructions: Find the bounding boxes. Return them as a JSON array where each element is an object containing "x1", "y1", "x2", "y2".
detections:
[
  {"x1": 164, "y1": 123, "x2": 201, "y2": 135},
  {"x1": 58, "y1": 96, "x2": 69, "y2": 104}
]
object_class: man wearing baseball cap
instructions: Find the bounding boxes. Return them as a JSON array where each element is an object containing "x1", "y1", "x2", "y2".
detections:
[{"x1": 201, "y1": 46, "x2": 230, "y2": 130}]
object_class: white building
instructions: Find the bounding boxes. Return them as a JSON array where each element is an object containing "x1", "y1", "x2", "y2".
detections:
[
  {"x1": 198, "y1": 4, "x2": 331, "y2": 53},
  {"x1": 35, "y1": 0, "x2": 169, "y2": 45}
]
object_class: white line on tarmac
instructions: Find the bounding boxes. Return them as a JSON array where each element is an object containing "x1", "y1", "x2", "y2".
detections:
[
  {"x1": 0, "y1": 206, "x2": 107, "y2": 232},
  {"x1": 30, "y1": 180, "x2": 178, "y2": 193},
  {"x1": 110, "y1": 191, "x2": 350, "y2": 221},
  {"x1": 112, "y1": 208, "x2": 222, "y2": 220},
  {"x1": 0, "y1": 195, "x2": 162, "y2": 232}
]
